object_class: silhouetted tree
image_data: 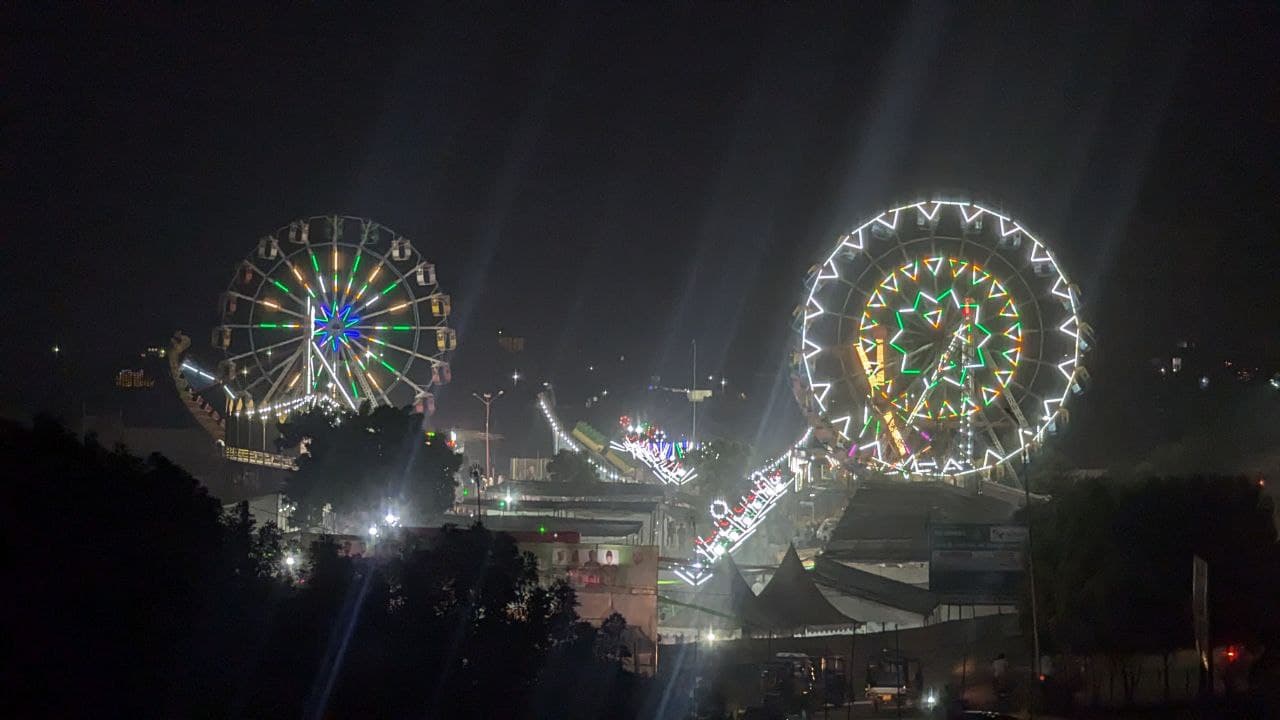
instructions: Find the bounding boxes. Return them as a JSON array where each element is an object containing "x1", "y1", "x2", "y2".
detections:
[
  {"x1": 278, "y1": 403, "x2": 461, "y2": 527},
  {"x1": 687, "y1": 438, "x2": 753, "y2": 505},
  {"x1": 6, "y1": 418, "x2": 650, "y2": 719},
  {"x1": 547, "y1": 448, "x2": 598, "y2": 483},
  {"x1": 1023, "y1": 474, "x2": 1280, "y2": 704}
]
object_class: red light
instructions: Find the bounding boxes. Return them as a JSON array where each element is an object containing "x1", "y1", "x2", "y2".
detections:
[{"x1": 1226, "y1": 646, "x2": 1239, "y2": 663}]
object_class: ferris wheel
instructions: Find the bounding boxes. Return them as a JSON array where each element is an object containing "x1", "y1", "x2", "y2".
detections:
[
  {"x1": 213, "y1": 215, "x2": 455, "y2": 418},
  {"x1": 796, "y1": 199, "x2": 1091, "y2": 480}
]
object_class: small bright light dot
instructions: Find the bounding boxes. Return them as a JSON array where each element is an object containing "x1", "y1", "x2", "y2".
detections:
[
  {"x1": 368, "y1": 525, "x2": 379, "y2": 537},
  {"x1": 285, "y1": 554, "x2": 297, "y2": 567},
  {"x1": 51, "y1": 345, "x2": 61, "y2": 354}
]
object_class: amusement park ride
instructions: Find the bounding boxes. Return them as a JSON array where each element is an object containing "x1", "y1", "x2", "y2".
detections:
[
  {"x1": 168, "y1": 200, "x2": 1092, "y2": 587},
  {"x1": 539, "y1": 196, "x2": 1093, "y2": 585},
  {"x1": 168, "y1": 215, "x2": 455, "y2": 468}
]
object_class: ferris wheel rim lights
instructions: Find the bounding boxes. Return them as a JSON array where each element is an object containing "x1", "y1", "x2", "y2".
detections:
[
  {"x1": 217, "y1": 215, "x2": 453, "y2": 418},
  {"x1": 799, "y1": 199, "x2": 1085, "y2": 479}
]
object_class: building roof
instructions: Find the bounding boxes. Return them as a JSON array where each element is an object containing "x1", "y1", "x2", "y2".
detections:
[
  {"x1": 501, "y1": 480, "x2": 665, "y2": 501},
  {"x1": 753, "y1": 545, "x2": 860, "y2": 632},
  {"x1": 810, "y1": 556, "x2": 939, "y2": 617},
  {"x1": 439, "y1": 514, "x2": 643, "y2": 538},
  {"x1": 824, "y1": 479, "x2": 1019, "y2": 562}
]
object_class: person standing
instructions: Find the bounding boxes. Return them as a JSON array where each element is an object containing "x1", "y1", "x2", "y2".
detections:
[{"x1": 992, "y1": 653, "x2": 1009, "y2": 696}]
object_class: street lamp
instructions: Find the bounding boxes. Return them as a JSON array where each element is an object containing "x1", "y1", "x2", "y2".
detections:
[{"x1": 471, "y1": 389, "x2": 505, "y2": 481}]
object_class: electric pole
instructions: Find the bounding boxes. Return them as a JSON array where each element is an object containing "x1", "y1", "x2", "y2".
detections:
[{"x1": 472, "y1": 389, "x2": 504, "y2": 481}]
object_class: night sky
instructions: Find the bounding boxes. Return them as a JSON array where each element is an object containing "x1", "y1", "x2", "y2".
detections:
[{"x1": 6, "y1": 3, "x2": 1279, "y2": 470}]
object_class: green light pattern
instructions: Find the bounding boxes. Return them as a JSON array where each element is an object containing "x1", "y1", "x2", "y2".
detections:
[
  {"x1": 381, "y1": 279, "x2": 401, "y2": 295},
  {"x1": 309, "y1": 253, "x2": 320, "y2": 272},
  {"x1": 271, "y1": 279, "x2": 290, "y2": 293},
  {"x1": 378, "y1": 358, "x2": 396, "y2": 373}
]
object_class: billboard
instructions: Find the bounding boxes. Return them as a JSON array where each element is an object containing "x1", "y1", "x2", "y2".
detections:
[{"x1": 929, "y1": 523, "x2": 1027, "y2": 602}]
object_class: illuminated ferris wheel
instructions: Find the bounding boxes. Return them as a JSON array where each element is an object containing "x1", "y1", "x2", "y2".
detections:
[
  {"x1": 796, "y1": 199, "x2": 1091, "y2": 480},
  {"x1": 213, "y1": 215, "x2": 455, "y2": 418}
]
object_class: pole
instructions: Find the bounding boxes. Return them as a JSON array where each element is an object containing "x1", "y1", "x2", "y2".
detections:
[
  {"x1": 472, "y1": 390, "x2": 504, "y2": 483},
  {"x1": 691, "y1": 340, "x2": 697, "y2": 448},
  {"x1": 847, "y1": 634, "x2": 855, "y2": 720},
  {"x1": 1021, "y1": 454, "x2": 1040, "y2": 720},
  {"x1": 894, "y1": 623, "x2": 902, "y2": 720},
  {"x1": 484, "y1": 400, "x2": 492, "y2": 480}
]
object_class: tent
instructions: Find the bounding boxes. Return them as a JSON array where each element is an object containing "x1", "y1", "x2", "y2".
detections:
[
  {"x1": 659, "y1": 555, "x2": 772, "y2": 636},
  {"x1": 751, "y1": 544, "x2": 861, "y2": 636}
]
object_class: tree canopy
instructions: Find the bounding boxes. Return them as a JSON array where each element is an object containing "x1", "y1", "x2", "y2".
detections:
[
  {"x1": 686, "y1": 438, "x2": 753, "y2": 504},
  {"x1": 277, "y1": 403, "x2": 462, "y2": 528},
  {"x1": 4, "y1": 418, "x2": 650, "y2": 718},
  {"x1": 547, "y1": 448, "x2": 599, "y2": 483},
  {"x1": 1025, "y1": 474, "x2": 1280, "y2": 658}
]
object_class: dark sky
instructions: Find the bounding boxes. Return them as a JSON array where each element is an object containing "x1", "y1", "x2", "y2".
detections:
[{"x1": 6, "y1": 3, "x2": 1279, "y2": 468}]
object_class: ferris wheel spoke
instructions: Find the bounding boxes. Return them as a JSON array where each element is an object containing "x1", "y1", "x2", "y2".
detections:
[
  {"x1": 360, "y1": 293, "x2": 439, "y2": 322},
  {"x1": 309, "y1": 340, "x2": 358, "y2": 410},
  {"x1": 224, "y1": 334, "x2": 304, "y2": 363},
  {"x1": 227, "y1": 291, "x2": 306, "y2": 320},
  {"x1": 259, "y1": 343, "x2": 307, "y2": 405},
  {"x1": 339, "y1": 341, "x2": 384, "y2": 406},
  {"x1": 240, "y1": 259, "x2": 310, "y2": 309},
  {"x1": 242, "y1": 348, "x2": 301, "y2": 393},
  {"x1": 342, "y1": 335, "x2": 429, "y2": 398},
  {"x1": 342, "y1": 340, "x2": 394, "y2": 406},
  {"x1": 336, "y1": 343, "x2": 369, "y2": 403},
  {"x1": 362, "y1": 335, "x2": 446, "y2": 368}
]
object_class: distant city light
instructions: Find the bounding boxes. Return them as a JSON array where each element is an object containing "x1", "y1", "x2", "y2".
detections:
[
  {"x1": 284, "y1": 554, "x2": 297, "y2": 567},
  {"x1": 51, "y1": 345, "x2": 61, "y2": 354},
  {"x1": 511, "y1": 370, "x2": 521, "y2": 385},
  {"x1": 367, "y1": 525, "x2": 379, "y2": 537},
  {"x1": 384, "y1": 513, "x2": 399, "y2": 526}
]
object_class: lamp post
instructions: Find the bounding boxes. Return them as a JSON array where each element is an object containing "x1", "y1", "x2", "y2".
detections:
[{"x1": 471, "y1": 389, "x2": 504, "y2": 481}]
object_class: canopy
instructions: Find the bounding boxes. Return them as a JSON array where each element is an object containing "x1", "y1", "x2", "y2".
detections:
[{"x1": 752, "y1": 545, "x2": 861, "y2": 634}]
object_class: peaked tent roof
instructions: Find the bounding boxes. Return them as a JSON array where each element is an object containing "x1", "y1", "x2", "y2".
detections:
[
  {"x1": 754, "y1": 545, "x2": 861, "y2": 633},
  {"x1": 660, "y1": 555, "x2": 772, "y2": 631},
  {"x1": 810, "y1": 556, "x2": 939, "y2": 616},
  {"x1": 723, "y1": 554, "x2": 778, "y2": 630}
]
